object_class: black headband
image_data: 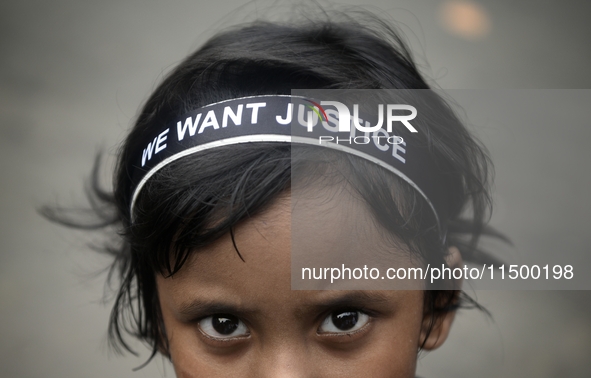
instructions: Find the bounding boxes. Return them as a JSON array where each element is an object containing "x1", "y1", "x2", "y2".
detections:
[{"x1": 128, "y1": 95, "x2": 449, "y2": 235}]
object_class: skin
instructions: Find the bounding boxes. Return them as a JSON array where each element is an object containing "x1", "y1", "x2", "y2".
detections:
[{"x1": 156, "y1": 193, "x2": 458, "y2": 378}]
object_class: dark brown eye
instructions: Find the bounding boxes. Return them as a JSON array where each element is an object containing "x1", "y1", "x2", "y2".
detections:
[
  {"x1": 332, "y1": 311, "x2": 358, "y2": 330},
  {"x1": 212, "y1": 314, "x2": 239, "y2": 334},
  {"x1": 199, "y1": 314, "x2": 249, "y2": 338},
  {"x1": 319, "y1": 310, "x2": 370, "y2": 334}
]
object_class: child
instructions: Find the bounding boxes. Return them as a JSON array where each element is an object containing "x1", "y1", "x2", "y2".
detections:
[{"x1": 46, "y1": 11, "x2": 497, "y2": 378}]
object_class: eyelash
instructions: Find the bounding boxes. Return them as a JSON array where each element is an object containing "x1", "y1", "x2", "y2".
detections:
[
  {"x1": 317, "y1": 308, "x2": 373, "y2": 336},
  {"x1": 195, "y1": 307, "x2": 374, "y2": 343},
  {"x1": 197, "y1": 314, "x2": 250, "y2": 341}
]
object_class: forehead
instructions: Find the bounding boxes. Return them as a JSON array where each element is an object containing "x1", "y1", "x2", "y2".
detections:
[
  {"x1": 290, "y1": 183, "x2": 412, "y2": 289},
  {"x1": 157, "y1": 187, "x2": 417, "y2": 311}
]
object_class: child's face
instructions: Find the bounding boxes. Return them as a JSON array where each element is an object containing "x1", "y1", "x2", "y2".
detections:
[{"x1": 156, "y1": 193, "x2": 453, "y2": 378}]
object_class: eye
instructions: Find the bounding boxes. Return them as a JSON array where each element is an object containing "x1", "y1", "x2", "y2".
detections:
[
  {"x1": 318, "y1": 309, "x2": 370, "y2": 334},
  {"x1": 198, "y1": 314, "x2": 250, "y2": 339}
]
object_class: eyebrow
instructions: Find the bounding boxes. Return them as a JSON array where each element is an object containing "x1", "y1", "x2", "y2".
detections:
[
  {"x1": 176, "y1": 299, "x2": 257, "y2": 321},
  {"x1": 175, "y1": 291, "x2": 393, "y2": 321},
  {"x1": 306, "y1": 291, "x2": 392, "y2": 313}
]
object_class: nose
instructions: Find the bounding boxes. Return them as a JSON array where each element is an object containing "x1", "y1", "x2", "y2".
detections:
[{"x1": 250, "y1": 343, "x2": 311, "y2": 378}]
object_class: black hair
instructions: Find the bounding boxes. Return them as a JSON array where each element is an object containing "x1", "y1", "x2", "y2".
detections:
[{"x1": 42, "y1": 11, "x2": 502, "y2": 364}]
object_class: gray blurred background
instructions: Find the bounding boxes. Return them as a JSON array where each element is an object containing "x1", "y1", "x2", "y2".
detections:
[{"x1": 1, "y1": 0, "x2": 590, "y2": 377}]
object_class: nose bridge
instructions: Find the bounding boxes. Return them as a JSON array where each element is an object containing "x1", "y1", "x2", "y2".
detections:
[{"x1": 251, "y1": 337, "x2": 312, "y2": 378}]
